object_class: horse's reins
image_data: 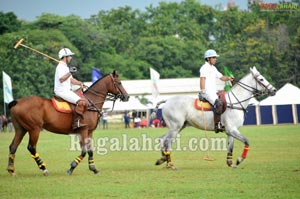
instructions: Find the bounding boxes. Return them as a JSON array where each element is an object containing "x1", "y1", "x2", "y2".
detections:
[
  {"x1": 226, "y1": 73, "x2": 271, "y2": 112},
  {"x1": 83, "y1": 74, "x2": 125, "y2": 114}
]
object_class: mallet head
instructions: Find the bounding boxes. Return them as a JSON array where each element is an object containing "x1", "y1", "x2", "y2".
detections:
[{"x1": 14, "y1": 38, "x2": 25, "y2": 49}]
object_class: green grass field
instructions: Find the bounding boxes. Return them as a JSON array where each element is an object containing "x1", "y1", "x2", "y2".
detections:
[{"x1": 0, "y1": 125, "x2": 299, "y2": 199}]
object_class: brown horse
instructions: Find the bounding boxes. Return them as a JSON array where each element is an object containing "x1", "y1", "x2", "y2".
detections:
[{"x1": 7, "y1": 70, "x2": 129, "y2": 176}]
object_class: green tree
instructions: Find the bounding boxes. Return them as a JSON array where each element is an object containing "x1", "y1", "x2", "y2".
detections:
[{"x1": 0, "y1": 12, "x2": 21, "y2": 35}]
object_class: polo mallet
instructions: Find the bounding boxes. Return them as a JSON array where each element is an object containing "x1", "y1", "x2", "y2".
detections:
[
  {"x1": 201, "y1": 103, "x2": 215, "y2": 161},
  {"x1": 14, "y1": 38, "x2": 77, "y2": 72},
  {"x1": 14, "y1": 38, "x2": 60, "y2": 63}
]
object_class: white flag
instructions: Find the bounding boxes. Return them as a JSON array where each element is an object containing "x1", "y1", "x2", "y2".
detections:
[
  {"x1": 3, "y1": 71, "x2": 13, "y2": 103},
  {"x1": 150, "y1": 68, "x2": 160, "y2": 98}
]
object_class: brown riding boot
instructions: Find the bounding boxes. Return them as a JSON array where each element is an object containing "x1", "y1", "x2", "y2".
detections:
[
  {"x1": 213, "y1": 99, "x2": 225, "y2": 133},
  {"x1": 72, "y1": 99, "x2": 87, "y2": 130}
]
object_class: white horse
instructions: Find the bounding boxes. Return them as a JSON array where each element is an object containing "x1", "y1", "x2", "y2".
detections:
[{"x1": 151, "y1": 67, "x2": 276, "y2": 169}]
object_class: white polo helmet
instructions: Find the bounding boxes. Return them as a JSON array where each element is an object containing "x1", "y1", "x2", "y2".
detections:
[
  {"x1": 204, "y1": 49, "x2": 219, "y2": 59},
  {"x1": 58, "y1": 48, "x2": 75, "y2": 59}
]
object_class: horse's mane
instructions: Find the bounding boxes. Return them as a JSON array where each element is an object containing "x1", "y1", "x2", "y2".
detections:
[{"x1": 85, "y1": 73, "x2": 110, "y2": 93}]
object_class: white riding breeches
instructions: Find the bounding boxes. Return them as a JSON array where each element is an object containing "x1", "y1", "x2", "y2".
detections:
[
  {"x1": 202, "y1": 92, "x2": 218, "y2": 105},
  {"x1": 55, "y1": 90, "x2": 81, "y2": 104}
]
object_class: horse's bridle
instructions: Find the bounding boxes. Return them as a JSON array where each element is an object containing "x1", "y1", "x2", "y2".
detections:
[
  {"x1": 83, "y1": 74, "x2": 126, "y2": 114},
  {"x1": 227, "y1": 72, "x2": 273, "y2": 112}
]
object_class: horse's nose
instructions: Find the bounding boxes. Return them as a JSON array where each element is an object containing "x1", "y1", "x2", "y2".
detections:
[
  {"x1": 270, "y1": 89, "x2": 276, "y2": 96},
  {"x1": 122, "y1": 95, "x2": 130, "y2": 102}
]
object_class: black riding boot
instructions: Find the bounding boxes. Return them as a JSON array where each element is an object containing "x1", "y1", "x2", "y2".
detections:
[
  {"x1": 213, "y1": 99, "x2": 224, "y2": 133},
  {"x1": 72, "y1": 100, "x2": 87, "y2": 130}
]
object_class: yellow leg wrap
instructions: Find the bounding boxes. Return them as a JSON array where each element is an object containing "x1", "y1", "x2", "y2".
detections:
[
  {"x1": 38, "y1": 163, "x2": 46, "y2": 168},
  {"x1": 74, "y1": 157, "x2": 82, "y2": 164},
  {"x1": 31, "y1": 153, "x2": 40, "y2": 159},
  {"x1": 9, "y1": 154, "x2": 15, "y2": 159},
  {"x1": 163, "y1": 151, "x2": 172, "y2": 163},
  {"x1": 89, "y1": 160, "x2": 95, "y2": 166}
]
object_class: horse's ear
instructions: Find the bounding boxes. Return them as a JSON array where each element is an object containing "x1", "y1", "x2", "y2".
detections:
[
  {"x1": 112, "y1": 70, "x2": 118, "y2": 77},
  {"x1": 250, "y1": 66, "x2": 259, "y2": 76},
  {"x1": 250, "y1": 66, "x2": 257, "y2": 73}
]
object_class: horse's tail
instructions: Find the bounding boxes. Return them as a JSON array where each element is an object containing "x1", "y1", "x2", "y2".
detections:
[
  {"x1": 150, "y1": 100, "x2": 167, "y2": 120},
  {"x1": 8, "y1": 100, "x2": 18, "y2": 110}
]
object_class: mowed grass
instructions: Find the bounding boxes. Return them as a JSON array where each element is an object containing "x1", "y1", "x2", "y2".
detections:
[{"x1": 0, "y1": 125, "x2": 299, "y2": 199}]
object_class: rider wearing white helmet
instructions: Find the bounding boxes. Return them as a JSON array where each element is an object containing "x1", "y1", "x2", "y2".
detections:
[
  {"x1": 54, "y1": 48, "x2": 87, "y2": 130},
  {"x1": 199, "y1": 49, "x2": 234, "y2": 133}
]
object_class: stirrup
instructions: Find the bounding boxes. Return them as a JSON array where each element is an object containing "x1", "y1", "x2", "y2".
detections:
[{"x1": 72, "y1": 120, "x2": 87, "y2": 130}]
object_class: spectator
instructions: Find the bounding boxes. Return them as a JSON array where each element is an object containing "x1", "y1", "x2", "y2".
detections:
[
  {"x1": 151, "y1": 118, "x2": 161, "y2": 128},
  {"x1": 124, "y1": 111, "x2": 130, "y2": 128},
  {"x1": 102, "y1": 111, "x2": 108, "y2": 129},
  {"x1": 134, "y1": 116, "x2": 141, "y2": 128},
  {"x1": 140, "y1": 117, "x2": 148, "y2": 128}
]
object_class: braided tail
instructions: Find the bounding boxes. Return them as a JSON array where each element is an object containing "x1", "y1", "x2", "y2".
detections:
[{"x1": 150, "y1": 100, "x2": 167, "y2": 120}]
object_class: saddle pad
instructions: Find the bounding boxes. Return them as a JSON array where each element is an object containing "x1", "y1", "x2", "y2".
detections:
[
  {"x1": 194, "y1": 99, "x2": 212, "y2": 111},
  {"x1": 51, "y1": 98, "x2": 72, "y2": 113}
]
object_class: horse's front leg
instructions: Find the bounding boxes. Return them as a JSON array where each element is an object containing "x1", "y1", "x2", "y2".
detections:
[
  {"x1": 86, "y1": 135, "x2": 99, "y2": 174},
  {"x1": 227, "y1": 129, "x2": 250, "y2": 168},
  {"x1": 67, "y1": 150, "x2": 86, "y2": 175},
  {"x1": 67, "y1": 131, "x2": 88, "y2": 175},
  {"x1": 87, "y1": 151, "x2": 99, "y2": 174}
]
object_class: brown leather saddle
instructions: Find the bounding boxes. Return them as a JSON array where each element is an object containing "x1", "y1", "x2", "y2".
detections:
[{"x1": 194, "y1": 91, "x2": 227, "y2": 113}]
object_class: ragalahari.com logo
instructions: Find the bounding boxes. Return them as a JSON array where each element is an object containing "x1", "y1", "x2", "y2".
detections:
[{"x1": 259, "y1": 1, "x2": 299, "y2": 11}]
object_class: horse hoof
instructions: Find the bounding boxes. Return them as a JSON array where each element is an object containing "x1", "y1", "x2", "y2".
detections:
[
  {"x1": 43, "y1": 170, "x2": 50, "y2": 176},
  {"x1": 155, "y1": 158, "x2": 166, "y2": 165},
  {"x1": 230, "y1": 165, "x2": 238, "y2": 169},
  {"x1": 166, "y1": 162, "x2": 178, "y2": 170},
  {"x1": 8, "y1": 171, "x2": 16, "y2": 177},
  {"x1": 227, "y1": 160, "x2": 233, "y2": 167},
  {"x1": 93, "y1": 169, "x2": 100, "y2": 174},
  {"x1": 66, "y1": 169, "x2": 73, "y2": 176},
  {"x1": 236, "y1": 157, "x2": 244, "y2": 165}
]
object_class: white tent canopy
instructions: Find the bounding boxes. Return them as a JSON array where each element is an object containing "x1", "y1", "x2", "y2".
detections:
[
  {"x1": 259, "y1": 83, "x2": 300, "y2": 105},
  {"x1": 103, "y1": 97, "x2": 148, "y2": 112}
]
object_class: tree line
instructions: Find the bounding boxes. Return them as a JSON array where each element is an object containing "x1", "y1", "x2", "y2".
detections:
[{"x1": 0, "y1": 0, "x2": 299, "y2": 112}]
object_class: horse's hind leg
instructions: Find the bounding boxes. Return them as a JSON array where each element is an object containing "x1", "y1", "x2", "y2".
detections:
[
  {"x1": 27, "y1": 130, "x2": 49, "y2": 176},
  {"x1": 7, "y1": 127, "x2": 27, "y2": 176},
  {"x1": 155, "y1": 129, "x2": 179, "y2": 170}
]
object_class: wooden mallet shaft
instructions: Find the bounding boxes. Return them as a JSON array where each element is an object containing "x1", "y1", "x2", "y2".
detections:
[{"x1": 14, "y1": 38, "x2": 60, "y2": 63}]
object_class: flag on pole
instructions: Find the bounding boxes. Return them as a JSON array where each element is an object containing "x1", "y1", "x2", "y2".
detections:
[
  {"x1": 2, "y1": 71, "x2": 14, "y2": 103},
  {"x1": 150, "y1": 67, "x2": 160, "y2": 98},
  {"x1": 92, "y1": 67, "x2": 102, "y2": 83}
]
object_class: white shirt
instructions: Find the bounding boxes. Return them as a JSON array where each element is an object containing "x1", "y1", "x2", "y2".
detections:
[
  {"x1": 102, "y1": 112, "x2": 108, "y2": 120},
  {"x1": 200, "y1": 62, "x2": 222, "y2": 95},
  {"x1": 54, "y1": 61, "x2": 72, "y2": 92}
]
